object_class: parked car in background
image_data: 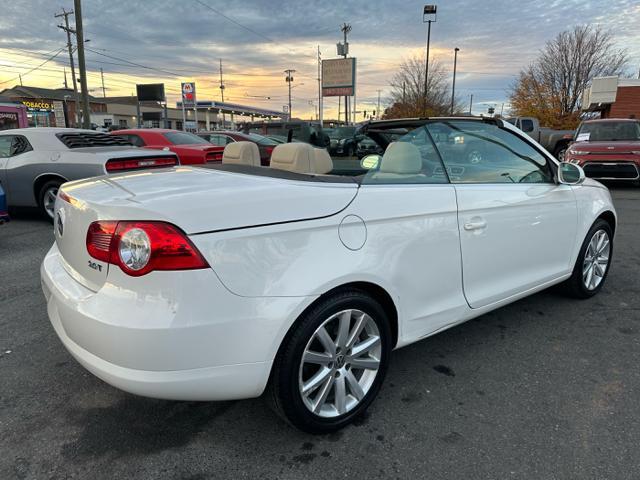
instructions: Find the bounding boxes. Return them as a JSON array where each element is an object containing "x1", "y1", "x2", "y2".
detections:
[
  {"x1": 0, "y1": 183, "x2": 9, "y2": 224},
  {"x1": 0, "y1": 128, "x2": 178, "y2": 220},
  {"x1": 197, "y1": 131, "x2": 278, "y2": 165},
  {"x1": 242, "y1": 121, "x2": 330, "y2": 148},
  {"x1": 356, "y1": 137, "x2": 384, "y2": 159},
  {"x1": 506, "y1": 116, "x2": 575, "y2": 160},
  {"x1": 327, "y1": 126, "x2": 360, "y2": 157},
  {"x1": 113, "y1": 129, "x2": 224, "y2": 165},
  {"x1": 42, "y1": 116, "x2": 616, "y2": 433},
  {"x1": 565, "y1": 118, "x2": 640, "y2": 183},
  {"x1": 265, "y1": 135, "x2": 303, "y2": 144}
]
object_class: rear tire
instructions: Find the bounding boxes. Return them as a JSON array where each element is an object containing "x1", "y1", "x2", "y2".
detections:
[
  {"x1": 561, "y1": 219, "x2": 613, "y2": 298},
  {"x1": 38, "y1": 180, "x2": 62, "y2": 223},
  {"x1": 267, "y1": 289, "x2": 391, "y2": 433}
]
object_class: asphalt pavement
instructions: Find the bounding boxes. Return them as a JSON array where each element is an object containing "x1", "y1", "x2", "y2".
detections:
[{"x1": 1, "y1": 185, "x2": 639, "y2": 480}]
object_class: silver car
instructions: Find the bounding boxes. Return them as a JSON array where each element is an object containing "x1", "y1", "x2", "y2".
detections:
[{"x1": 0, "y1": 128, "x2": 179, "y2": 220}]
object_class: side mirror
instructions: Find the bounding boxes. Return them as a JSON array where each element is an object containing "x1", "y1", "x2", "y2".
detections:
[
  {"x1": 558, "y1": 162, "x2": 585, "y2": 185},
  {"x1": 361, "y1": 154, "x2": 381, "y2": 170}
]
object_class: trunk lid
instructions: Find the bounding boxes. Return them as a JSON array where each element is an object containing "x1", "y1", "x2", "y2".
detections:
[{"x1": 54, "y1": 167, "x2": 357, "y2": 289}]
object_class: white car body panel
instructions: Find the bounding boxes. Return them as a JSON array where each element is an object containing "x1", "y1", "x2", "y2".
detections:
[{"x1": 41, "y1": 118, "x2": 618, "y2": 402}]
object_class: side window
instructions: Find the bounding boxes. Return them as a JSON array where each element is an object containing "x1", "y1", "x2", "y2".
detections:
[
  {"x1": 11, "y1": 136, "x2": 32, "y2": 156},
  {"x1": 125, "y1": 135, "x2": 145, "y2": 147},
  {"x1": 520, "y1": 119, "x2": 534, "y2": 133},
  {"x1": 224, "y1": 136, "x2": 235, "y2": 145},
  {"x1": 361, "y1": 126, "x2": 448, "y2": 185},
  {"x1": 0, "y1": 136, "x2": 13, "y2": 157},
  {"x1": 426, "y1": 121, "x2": 553, "y2": 184}
]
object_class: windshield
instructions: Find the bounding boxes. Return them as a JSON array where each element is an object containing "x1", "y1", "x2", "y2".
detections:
[
  {"x1": 163, "y1": 131, "x2": 208, "y2": 145},
  {"x1": 248, "y1": 133, "x2": 278, "y2": 146},
  {"x1": 329, "y1": 127, "x2": 356, "y2": 139},
  {"x1": 576, "y1": 121, "x2": 640, "y2": 142}
]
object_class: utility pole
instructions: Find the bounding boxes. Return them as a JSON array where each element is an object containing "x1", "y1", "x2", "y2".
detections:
[
  {"x1": 376, "y1": 90, "x2": 381, "y2": 120},
  {"x1": 56, "y1": 8, "x2": 80, "y2": 127},
  {"x1": 450, "y1": 47, "x2": 459, "y2": 115},
  {"x1": 63, "y1": 68, "x2": 68, "y2": 89},
  {"x1": 422, "y1": 5, "x2": 437, "y2": 117},
  {"x1": 469, "y1": 93, "x2": 473, "y2": 114},
  {"x1": 73, "y1": 0, "x2": 90, "y2": 129},
  {"x1": 100, "y1": 68, "x2": 106, "y2": 98},
  {"x1": 219, "y1": 59, "x2": 226, "y2": 128},
  {"x1": 284, "y1": 69, "x2": 295, "y2": 121},
  {"x1": 19, "y1": 74, "x2": 23, "y2": 86},
  {"x1": 402, "y1": 81, "x2": 406, "y2": 105},
  {"x1": 317, "y1": 45, "x2": 323, "y2": 127},
  {"x1": 340, "y1": 23, "x2": 352, "y2": 125}
]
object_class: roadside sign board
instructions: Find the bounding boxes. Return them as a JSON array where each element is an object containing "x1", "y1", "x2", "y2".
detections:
[
  {"x1": 322, "y1": 58, "x2": 356, "y2": 97},
  {"x1": 181, "y1": 82, "x2": 197, "y2": 108}
]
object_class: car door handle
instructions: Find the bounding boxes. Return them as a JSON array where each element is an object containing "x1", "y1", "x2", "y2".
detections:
[{"x1": 463, "y1": 220, "x2": 487, "y2": 231}]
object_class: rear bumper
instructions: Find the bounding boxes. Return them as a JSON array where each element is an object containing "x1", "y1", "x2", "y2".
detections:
[{"x1": 41, "y1": 243, "x2": 313, "y2": 401}]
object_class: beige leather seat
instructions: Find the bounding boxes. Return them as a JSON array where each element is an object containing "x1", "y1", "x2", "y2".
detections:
[
  {"x1": 270, "y1": 143, "x2": 333, "y2": 174},
  {"x1": 222, "y1": 141, "x2": 260, "y2": 167},
  {"x1": 370, "y1": 142, "x2": 422, "y2": 179}
]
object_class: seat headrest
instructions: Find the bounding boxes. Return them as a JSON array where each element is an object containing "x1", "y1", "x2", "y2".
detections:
[
  {"x1": 379, "y1": 142, "x2": 422, "y2": 174},
  {"x1": 222, "y1": 141, "x2": 260, "y2": 166},
  {"x1": 270, "y1": 143, "x2": 333, "y2": 174}
]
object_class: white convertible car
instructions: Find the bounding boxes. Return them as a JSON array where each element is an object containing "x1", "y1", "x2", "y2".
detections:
[{"x1": 41, "y1": 118, "x2": 616, "y2": 433}]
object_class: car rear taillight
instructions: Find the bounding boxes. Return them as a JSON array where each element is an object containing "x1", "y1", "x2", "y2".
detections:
[
  {"x1": 86, "y1": 220, "x2": 209, "y2": 276},
  {"x1": 264, "y1": 146, "x2": 275, "y2": 157},
  {"x1": 205, "y1": 152, "x2": 223, "y2": 162},
  {"x1": 105, "y1": 156, "x2": 178, "y2": 172}
]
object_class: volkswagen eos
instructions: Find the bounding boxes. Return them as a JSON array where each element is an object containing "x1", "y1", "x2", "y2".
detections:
[{"x1": 41, "y1": 118, "x2": 616, "y2": 433}]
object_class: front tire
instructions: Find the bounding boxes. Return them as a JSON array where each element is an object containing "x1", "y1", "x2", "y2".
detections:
[
  {"x1": 268, "y1": 289, "x2": 391, "y2": 433},
  {"x1": 561, "y1": 219, "x2": 613, "y2": 298},
  {"x1": 38, "y1": 180, "x2": 62, "y2": 223}
]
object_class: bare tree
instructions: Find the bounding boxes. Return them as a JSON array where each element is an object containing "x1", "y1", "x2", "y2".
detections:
[
  {"x1": 384, "y1": 53, "x2": 462, "y2": 118},
  {"x1": 510, "y1": 25, "x2": 628, "y2": 128}
]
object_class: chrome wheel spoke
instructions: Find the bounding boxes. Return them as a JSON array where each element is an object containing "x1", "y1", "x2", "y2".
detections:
[
  {"x1": 303, "y1": 350, "x2": 332, "y2": 366},
  {"x1": 315, "y1": 326, "x2": 336, "y2": 356},
  {"x1": 346, "y1": 313, "x2": 367, "y2": 348},
  {"x1": 302, "y1": 367, "x2": 331, "y2": 396},
  {"x1": 336, "y1": 310, "x2": 350, "y2": 349},
  {"x1": 351, "y1": 335, "x2": 380, "y2": 358},
  {"x1": 345, "y1": 370, "x2": 365, "y2": 401},
  {"x1": 350, "y1": 356, "x2": 379, "y2": 370},
  {"x1": 334, "y1": 375, "x2": 347, "y2": 415},
  {"x1": 312, "y1": 375, "x2": 335, "y2": 413}
]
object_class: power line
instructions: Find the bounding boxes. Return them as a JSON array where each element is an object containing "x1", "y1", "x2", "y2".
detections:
[{"x1": 0, "y1": 47, "x2": 66, "y2": 86}]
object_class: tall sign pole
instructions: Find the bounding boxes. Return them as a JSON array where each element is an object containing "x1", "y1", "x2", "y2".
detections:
[
  {"x1": 423, "y1": 5, "x2": 437, "y2": 117},
  {"x1": 340, "y1": 23, "x2": 351, "y2": 125},
  {"x1": 73, "y1": 0, "x2": 91, "y2": 128},
  {"x1": 285, "y1": 69, "x2": 295, "y2": 121}
]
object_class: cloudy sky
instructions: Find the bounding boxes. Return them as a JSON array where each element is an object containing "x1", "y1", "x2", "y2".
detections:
[{"x1": 1, "y1": 0, "x2": 638, "y2": 119}]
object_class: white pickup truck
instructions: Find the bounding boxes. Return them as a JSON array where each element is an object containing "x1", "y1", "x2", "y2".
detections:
[{"x1": 505, "y1": 117, "x2": 575, "y2": 160}]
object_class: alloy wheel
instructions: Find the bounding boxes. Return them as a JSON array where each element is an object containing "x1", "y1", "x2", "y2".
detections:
[
  {"x1": 582, "y1": 229, "x2": 610, "y2": 290},
  {"x1": 43, "y1": 186, "x2": 59, "y2": 219},
  {"x1": 298, "y1": 309, "x2": 381, "y2": 418}
]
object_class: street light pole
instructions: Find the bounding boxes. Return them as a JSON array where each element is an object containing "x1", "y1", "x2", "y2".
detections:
[
  {"x1": 450, "y1": 47, "x2": 459, "y2": 115},
  {"x1": 423, "y1": 5, "x2": 437, "y2": 117}
]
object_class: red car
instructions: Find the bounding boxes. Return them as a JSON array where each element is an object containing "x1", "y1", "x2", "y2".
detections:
[
  {"x1": 113, "y1": 129, "x2": 224, "y2": 165},
  {"x1": 565, "y1": 119, "x2": 640, "y2": 183},
  {"x1": 196, "y1": 131, "x2": 278, "y2": 165}
]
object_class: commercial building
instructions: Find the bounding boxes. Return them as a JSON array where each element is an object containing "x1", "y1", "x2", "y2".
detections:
[
  {"x1": 0, "y1": 85, "x2": 106, "y2": 127},
  {"x1": 0, "y1": 85, "x2": 283, "y2": 131},
  {"x1": 582, "y1": 77, "x2": 640, "y2": 119}
]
